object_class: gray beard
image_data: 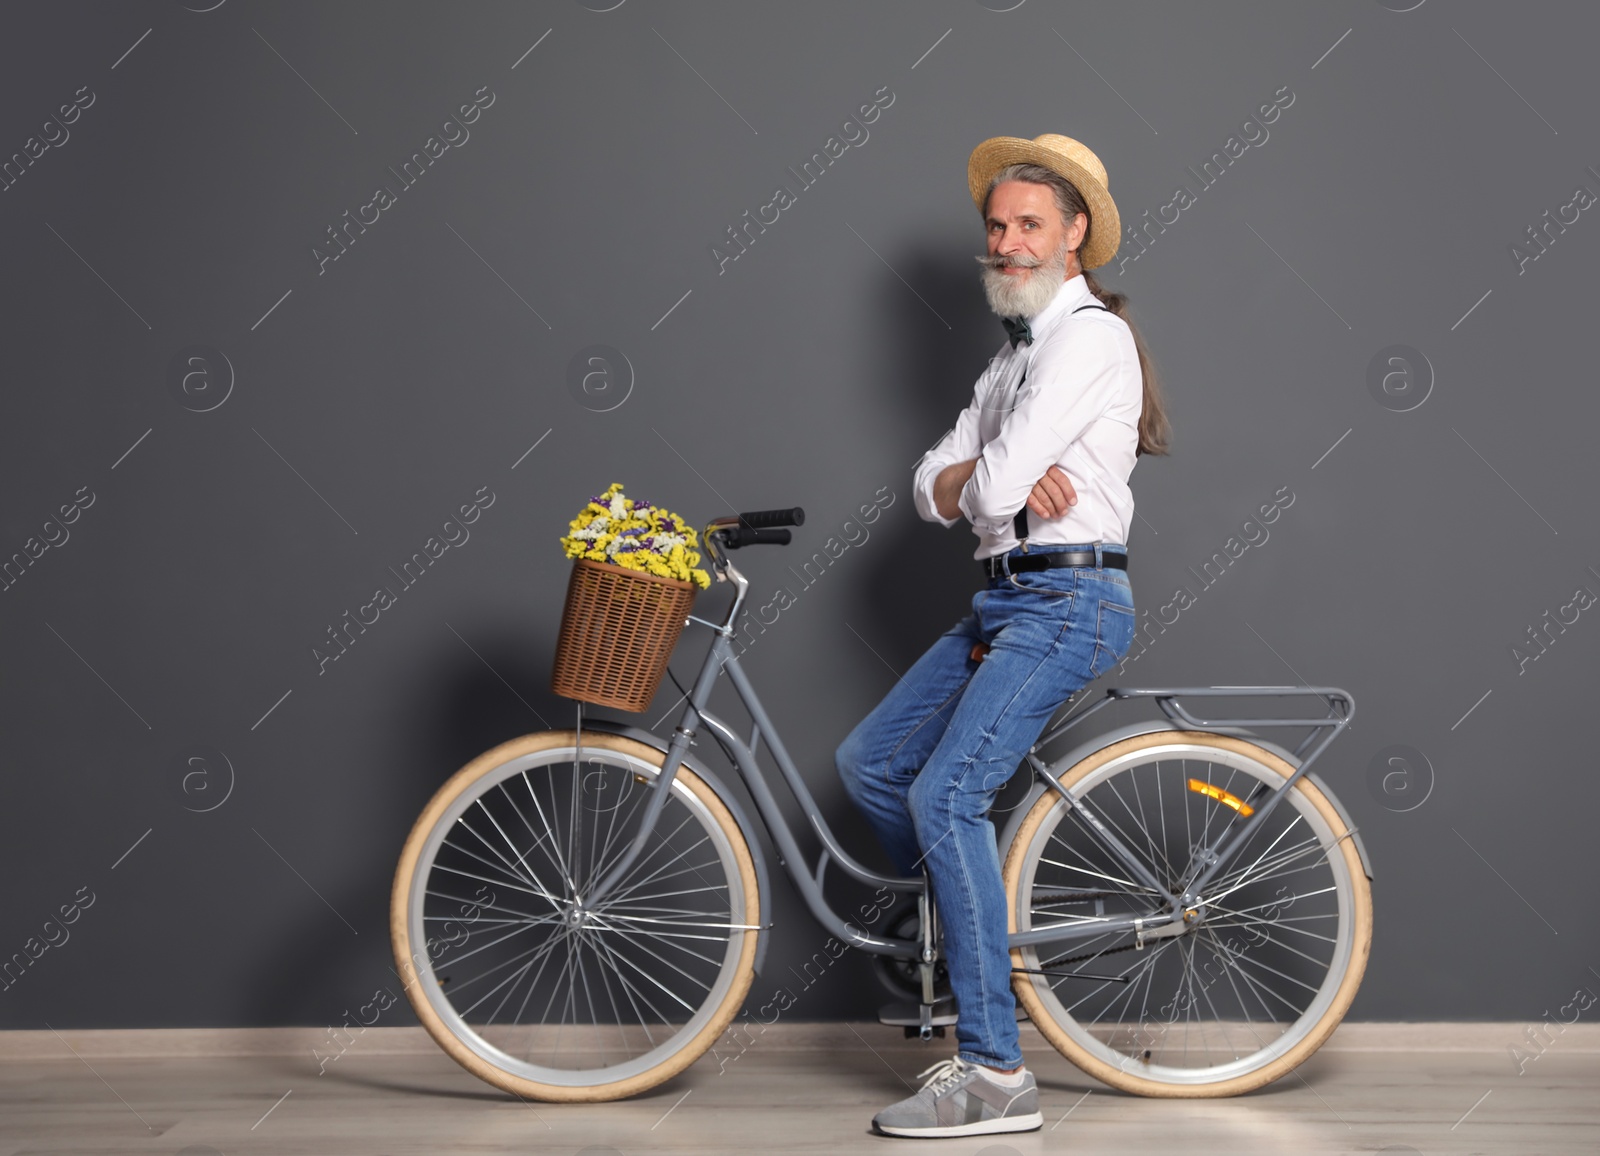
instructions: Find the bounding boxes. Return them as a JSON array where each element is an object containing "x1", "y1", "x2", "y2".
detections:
[{"x1": 977, "y1": 239, "x2": 1070, "y2": 319}]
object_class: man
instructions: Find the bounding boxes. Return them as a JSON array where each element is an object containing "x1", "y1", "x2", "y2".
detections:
[{"x1": 836, "y1": 133, "x2": 1167, "y2": 1139}]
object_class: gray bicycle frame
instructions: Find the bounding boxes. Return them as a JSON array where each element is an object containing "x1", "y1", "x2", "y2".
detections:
[{"x1": 581, "y1": 523, "x2": 1356, "y2": 960}]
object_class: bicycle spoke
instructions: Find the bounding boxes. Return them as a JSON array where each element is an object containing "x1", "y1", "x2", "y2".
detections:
[
  {"x1": 590, "y1": 922, "x2": 729, "y2": 969},
  {"x1": 456, "y1": 927, "x2": 572, "y2": 1018},
  {"x1": 581, "y1": 811, "x2": 701, "y2": 903},
  {"x1": 494, "y1": 929, "x2": 573, "y2": 1029},
  {"x1": 1198, "y1": 926, "x2": 1266, "y2": 1038},
  {"x1": 1203, "y1": 819, "x2": 1318, "y2": 903},
  {"x1": 1107, "y1": 771, "x2": 1180, "y2": 884},
  {"x1": 1204, "y1": 908, "x2": 1339, "y2": 946},
  {"x1": 599, "y1": 884, "x2": 734, "y2": 909},
  {"x1": 457, "y1": 809, "x2": 564, "y2": 907},
  {"x1": 590, "y1": 858, "x2": 728, "y2": 912},
  {"x1": 427, "y1": 915, "x2": 564, "y2": 971},
  {"x1": 599, "y1": 824, "x2": 713, "y2": 902},
  {"x1": 582, "y1": 923, "x2": 744, "y2": 945},
  {"x1": 427, "y1": 862, "x2": 561, "y2": 908},
  {"x1": 585, "y1": 768, "x2": 642, "y2": 892},
  {"x1": 421, "y1": 887, "x2": 556, "y2": 923},
  {"x1": 1036, "y1": 852, "x2": 1151, "y2": 895},
  {"x1": 591, "y1": 932, "x2": 701, "y2": 1015},
  {"x1": 1205, "y1": 855, "x2": 1336, "y2": 909},
  {"x1": 439, "y1": 833, "x2": 558, "y2": 896},
  {"x1": 1060, "y1": 936, "x2": 1178, "y2": 1016},
  {"x1": 578, "y1": 933, "x2": 633, "y2": 1057},
  {"x1": 497, "y1": 775, "x2": 574, "y2": 892},
  {"x1": 567, "y1": 754, "x2": 583, "y2": 895},
  {"x1": 585, "y1": 924, "x2": 719, "y2": 995},
  {"x1": 508, "y1": 921, "x2": 587, "y2": 1040},
  {"x1": 1067, "y1": 788, "x2": 1179, "y2": 896},
  {"x1": 585, "y1": 929, "x2": 673, "y2": 1039},
  {"x1": 1212, "y1": 935, "x2": 1304, "y2": 1021},
  {"x1": 478, "y1": 795, "x2": 562, "y2": 898}
]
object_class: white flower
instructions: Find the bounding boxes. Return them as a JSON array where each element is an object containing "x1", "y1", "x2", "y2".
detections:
[
  {"x1": 608, "y1": 493, "x2": 628, "y2": 519},
  {"x1": 570, "y1": 515, "x2": 609, "y2": 541}
]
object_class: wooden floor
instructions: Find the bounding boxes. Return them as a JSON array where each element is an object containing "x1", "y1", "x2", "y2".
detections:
[{"x1": 3, "y1": 1023, "x2": 1597, "y2": 1153}]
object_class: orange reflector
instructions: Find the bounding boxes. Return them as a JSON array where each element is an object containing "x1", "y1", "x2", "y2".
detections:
[{"x1": 1187, "y1": 778, "x2": 1254, "y2": 816}]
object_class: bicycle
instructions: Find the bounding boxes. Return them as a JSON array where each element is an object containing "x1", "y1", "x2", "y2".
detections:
[{"x1": 390, "y1": 506, "x2": 1372, "y2": 1102}]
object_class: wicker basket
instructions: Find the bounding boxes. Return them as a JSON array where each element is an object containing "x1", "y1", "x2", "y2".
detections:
[{"x1": 550, "y1": 557, "x2": 698, "y2": 713}]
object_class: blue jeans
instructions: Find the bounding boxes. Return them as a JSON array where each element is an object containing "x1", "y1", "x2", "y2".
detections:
[{"x1": 836, "y1": 542, "x2": 1137, "y2": 1069}]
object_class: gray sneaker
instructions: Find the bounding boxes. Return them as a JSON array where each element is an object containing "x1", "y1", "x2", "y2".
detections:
[{"x1": 872, "y1": 1056, "x2": 1043, "y2": 1138}]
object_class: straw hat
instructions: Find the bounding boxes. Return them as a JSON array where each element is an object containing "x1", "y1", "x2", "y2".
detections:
[{"x1": 967, "y1": 133, "x2": 1121, "y2": 269}]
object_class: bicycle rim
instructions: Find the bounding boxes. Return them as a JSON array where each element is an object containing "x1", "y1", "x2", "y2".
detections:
[
  {"x1": 1006, "y1": 731, "x2": 1370, "y2": 1096},
  {"x1": 392, "y1": 732, "x2": 759, "y2": 1099}
]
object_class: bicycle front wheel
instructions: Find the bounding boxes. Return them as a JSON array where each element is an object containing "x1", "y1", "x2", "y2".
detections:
[
  {"x1": 391, "y1": 731, "x2": 761, "y2": 1102},
  {"x1": 1004, "y1": 730, "x2": 1371, "y2": 1097}
]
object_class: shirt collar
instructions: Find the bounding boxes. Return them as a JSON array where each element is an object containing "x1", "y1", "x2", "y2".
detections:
[{"x1": 1017, "y1": 272, "x2": 1094, "y2": 345}]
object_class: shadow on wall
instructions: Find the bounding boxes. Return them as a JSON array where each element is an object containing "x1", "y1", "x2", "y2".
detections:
[{"x1": 849, "y1": 241, "x2": 1003, "y2": 682}]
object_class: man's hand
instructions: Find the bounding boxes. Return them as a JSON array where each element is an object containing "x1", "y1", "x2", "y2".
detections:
[
  {"x1": 933, "y1": 459, "x2": 978, "y2": 522},
  {"x1": 936, "y1": 460, "x2": 1076, "y2": 523},
  {"x1": 1026, "y1": 465, "x2": 1078, "y2": 519}
]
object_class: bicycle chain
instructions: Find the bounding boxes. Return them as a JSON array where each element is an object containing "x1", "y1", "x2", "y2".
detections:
[{"x1": 1041, "y1": 940, "x2": 1147, "y2": 968}]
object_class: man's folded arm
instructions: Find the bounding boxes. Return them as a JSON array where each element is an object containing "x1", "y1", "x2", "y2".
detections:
[{"x1": 913, "y1": 398, "x2": 983, "y2": 528}]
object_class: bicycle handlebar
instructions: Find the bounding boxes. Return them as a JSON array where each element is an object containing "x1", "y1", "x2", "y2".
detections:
[
  {"x1": 736, "y1": 507, "x2": 805, "y2": 529},
  {"x1": 720, "y1": 526, "x2": 792, "y2": 549},
  {"x1": 705, "y1": 506, "x2": 804, "y2": 551}
]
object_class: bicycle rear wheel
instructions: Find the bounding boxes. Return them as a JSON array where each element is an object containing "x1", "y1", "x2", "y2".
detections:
[
  {"x1": 391, "y1": 731, "x2": 761, "y2": 1102},
  {"x1": 1003, "y1": 730, "x2": 1371, "y2": 1097}
]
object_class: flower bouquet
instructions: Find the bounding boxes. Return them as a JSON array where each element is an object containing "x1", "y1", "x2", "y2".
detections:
[{"x1": 550, "y1": 483, "x2": 706, "y2": 713}]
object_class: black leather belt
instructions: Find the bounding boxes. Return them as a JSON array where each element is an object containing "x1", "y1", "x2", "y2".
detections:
[{"x1": 983, "y1": 548, "x2": 1128, "y2": 580}]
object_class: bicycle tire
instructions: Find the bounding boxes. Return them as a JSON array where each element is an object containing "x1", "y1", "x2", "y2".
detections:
[
  {"x1": 390, "y1": 730, "x2": 761, "y2": 1102},
  {"x1": 1003, "y1": 729, "x2": 1371, "y2": 1097}
]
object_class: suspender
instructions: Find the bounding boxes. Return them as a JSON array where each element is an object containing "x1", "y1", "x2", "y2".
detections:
[{"x1": 1012, "y1": 302, "x2": 1112, "y2": 549}]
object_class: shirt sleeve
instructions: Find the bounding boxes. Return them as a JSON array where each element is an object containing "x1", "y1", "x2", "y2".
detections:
[
  {"x1": 912, "y1": 391, "x2": 985, "y2": 529},
  {"x1": 957, "y1": 322, "x2": 1126, "y2": 531}
]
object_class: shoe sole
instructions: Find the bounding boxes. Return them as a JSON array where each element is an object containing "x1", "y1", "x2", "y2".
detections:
[{"x1": 876, "y1": 1111, "x2": 1044, "y2": 1138}]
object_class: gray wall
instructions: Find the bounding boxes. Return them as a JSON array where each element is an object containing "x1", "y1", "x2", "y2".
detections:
[{"x1": 2, "y1": 0, "x2": 1596, "y2": 1031}]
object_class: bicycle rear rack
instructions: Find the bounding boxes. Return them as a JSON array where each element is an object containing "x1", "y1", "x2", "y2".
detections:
[{"x1": 1033, "y1": 684, "x2": 1354, "y2": 768}]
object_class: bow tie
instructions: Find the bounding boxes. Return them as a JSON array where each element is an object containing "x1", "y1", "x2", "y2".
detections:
[{"x1": 1001, "y1": 315, "x2": 1033, "y2": 348}]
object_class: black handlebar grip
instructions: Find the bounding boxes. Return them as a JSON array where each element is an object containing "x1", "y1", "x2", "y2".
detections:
[
  {"x1": 736, "y1": 507, "x2": 805, "y2": 529},
  {"x1": 722, "y1": 527, "x2": 792, "y2": 550}
]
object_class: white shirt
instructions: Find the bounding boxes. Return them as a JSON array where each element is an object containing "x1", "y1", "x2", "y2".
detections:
[{"x1": 913, "y1": 273, "x2": 1143, "y2": 560}]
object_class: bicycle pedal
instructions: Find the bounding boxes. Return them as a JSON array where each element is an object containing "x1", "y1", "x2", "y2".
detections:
[{"x1": 877, "y1": 999, "x2": 958, "y2": 1029}]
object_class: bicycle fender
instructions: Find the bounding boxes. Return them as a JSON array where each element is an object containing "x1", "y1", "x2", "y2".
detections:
[
  {"x1": 996, "y1": 721, "x2": 1374, "y2": 881},
  {"x1": 577, "y1": 718, "x2": 775, "y2": 975}
]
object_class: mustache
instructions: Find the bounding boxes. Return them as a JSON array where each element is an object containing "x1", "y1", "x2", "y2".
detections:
[{"x1": 974, "y1": 250, "x2": 1047, "y2": 270}]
